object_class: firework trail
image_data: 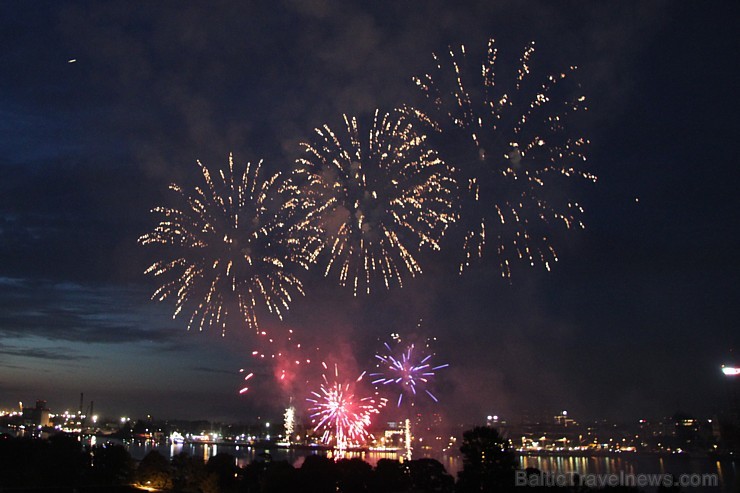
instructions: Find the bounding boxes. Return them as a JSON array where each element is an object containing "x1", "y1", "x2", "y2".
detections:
[
  {"x1": 139, "y1": 154, "x2": 320, "y2": 335},
  {"x1": 408, "y1": 39, "x2": 596, "y2": 277},
  {"x1": 295, "y1": 110, "x2": 457, "y2": 295},
  {"x1": 307, "y1": 363, "x2": 387, "y2": 456},
  {"x1": 371, "y1": 336, "x2": 449, "y2": 407},
  {"x1": 238, "y1": 369, "x2": 254, "y2": 395}
]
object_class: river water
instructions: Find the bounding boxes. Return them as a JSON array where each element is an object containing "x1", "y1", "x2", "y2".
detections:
[{"x1": 122, "y1": 440, "x2": 737, "y2": 492}]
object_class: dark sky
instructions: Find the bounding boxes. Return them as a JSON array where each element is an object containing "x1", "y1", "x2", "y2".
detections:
[{"x1": 1, "y1": 1, "x2": 738, "y2": 426}]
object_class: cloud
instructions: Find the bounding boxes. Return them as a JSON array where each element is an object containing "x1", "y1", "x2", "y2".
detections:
[
  {"x1": 0, "y1": 342, "x2": 91, "y2": 361},
  {"x1": 189, "y1": 366, "x2": 237, "y2": 376},
  {"x1": 0, "y1": 278, "x2": 180, "y2": 345},
  {"x1": 0, "y1": 362, "x2": 33, "y2": 371}
]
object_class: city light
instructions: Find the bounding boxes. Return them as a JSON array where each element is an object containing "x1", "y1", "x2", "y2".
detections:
[{"x1": 721, "y1": 366, "x2": 740, "y2": 376}]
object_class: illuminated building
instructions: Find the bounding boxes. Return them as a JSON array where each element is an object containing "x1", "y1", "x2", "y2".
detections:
[{"x1": 22, "y1": 400, "x2": 51, "y2": 427}]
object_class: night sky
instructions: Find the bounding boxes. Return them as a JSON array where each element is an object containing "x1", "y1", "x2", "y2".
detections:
[{"x1": 1, "y1": 1, "x2": 738, "y2": 425}]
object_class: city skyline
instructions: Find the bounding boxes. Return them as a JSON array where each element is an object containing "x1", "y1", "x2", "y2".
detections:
[
  {"x1": 1, "y1": 1, "x2": 739, "y2": 427},
  {"x1": 2, "y1": 397, "x2": 723, "y2": 462}
]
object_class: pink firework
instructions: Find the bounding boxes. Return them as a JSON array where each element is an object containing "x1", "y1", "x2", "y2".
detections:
[
  {"x1": 371, "y1": 339, "x2": 449, "y2": 407},
  {"x1": 307, "y1": 365, "x2": 386, "y2": 453}
]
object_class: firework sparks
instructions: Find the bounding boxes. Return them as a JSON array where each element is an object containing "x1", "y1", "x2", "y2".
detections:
[
  {"x1": 249, "y1": 328, "x2": 320, "y2": 391},
  {"x1": 139, "y1": 154, "x2": 320, "y2": 335},
  {"x1": 307, "y1": 364, "x2": 387, "y2": 456},
  {"x1": 238, "y1": 369, "x2": 254, "y2": 394},
  {"x1": 403, "y1": 417, "x2": 412, "y2": 461},
  {"x1": 236, "y1": 327, "x2": 322, "y2": 398},
  {"x1": 371, "y1": 337, "x2": 449, "y2": 407},
  {"x1": 284, "y1": 405, "x2": 296, "y2": 443},
  {"x1": 408, "y1": 39, "x2": 596, "y2": 277},
  {"x1": 295, "y1": 110, "x2": 457, "y2": 295}
]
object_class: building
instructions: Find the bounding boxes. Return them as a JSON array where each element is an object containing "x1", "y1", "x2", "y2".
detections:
[{"x1": 22, "y1": 400, "x2": 50, "y2": 427}]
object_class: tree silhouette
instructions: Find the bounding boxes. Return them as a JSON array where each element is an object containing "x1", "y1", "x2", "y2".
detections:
[
  {"x1": 297, "y1": 455, "x2": 337, "y2": 493},
  {"x1": 457, "y1": 426, "x2": 517, "y2": 492},
  {"x1": 371, "y1": 458, "x2": 410, "y2": 492},
  {"x1": 336, "y1": 458, "x2": 373, "y2": 492},
  {"x1": 46, "y1": 433, "x2": 87, "y2": 487},
  {"x1": 206, "y1": 452, "x2": 238, "y2": 492},
  {"x1": 262, "y1": 460, "x2": 298, "y2": 493},
  {"x1": 408, "y1": 458, "x2": 454, "y2": 492},
  {"x1": 137, "y1": 450, "x2": 173, "y2": 490},
  {"x1": 87, "y1": 444, "x2": 134, "y2": 485},
  {"x1": 171, "y1": 451, "x2": 220, "y2": 492},
  {"x1": 0, "y1": 435, "x2": 85, "y2": 488}
]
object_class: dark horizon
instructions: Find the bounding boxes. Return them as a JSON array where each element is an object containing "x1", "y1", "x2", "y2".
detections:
[{"x1": 3, "y1": 393, "x2": 731, "y2": 428}]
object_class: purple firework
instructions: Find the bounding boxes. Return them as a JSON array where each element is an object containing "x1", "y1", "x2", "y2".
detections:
[{"x1": 371, "y1": 340, "x2": 449, "y2": 407}]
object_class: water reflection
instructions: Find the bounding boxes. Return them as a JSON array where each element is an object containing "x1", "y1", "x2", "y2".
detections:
[
  {"x1": 520, "y1": 456, "x2": 641, "y2": 476},
  {"x1": 123, "y1": 441, "x2": 737, "y2": 492},
  {"x1": 126, "y1": 440, "x2": 412, "y2": 470},
  {"x1": 518, "y1": 455, "x2": 737, "y2": 493}
]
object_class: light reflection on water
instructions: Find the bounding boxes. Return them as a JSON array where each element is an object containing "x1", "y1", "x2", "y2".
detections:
[
  {"x1": 126, "y1": 440, "x2": 415, "y2": 470},
  {"x1": 519, "y1": 455, "x2": 738, "y2": 493},
  {"x1": 520, "y1": 455, "x2": 638, "y2": 476},
  {"x1": 123, "y1": 441, "x2": 737, "y2": 492}
]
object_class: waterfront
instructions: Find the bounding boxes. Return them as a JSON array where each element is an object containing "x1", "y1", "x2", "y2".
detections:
[
  {"x1": 122, "y1": 440, "x2": 738, "y2": 492},
  {"x1": 124, "y1": 439, "x2": 417, "y2": 469},
  {"x1": 520, "y1": 454, "x2": 737, "y2": 493}
]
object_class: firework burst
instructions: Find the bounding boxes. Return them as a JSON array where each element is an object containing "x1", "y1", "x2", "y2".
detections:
[
  {"x1": 307, "y1": 364, "x2": 387, "y2": 454},
  {"x1": 295, "y1": 109, "x2": 457, "y2": 295},
  {"x1": 371, "y1": 336, "x2": 449, "y2": 407},
  {"x1": 139, "y1": 154, "x2": 320, "y2": 335},
  {"x1": 408, "y1": 39, "x2": 596, "y2": 277}
]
